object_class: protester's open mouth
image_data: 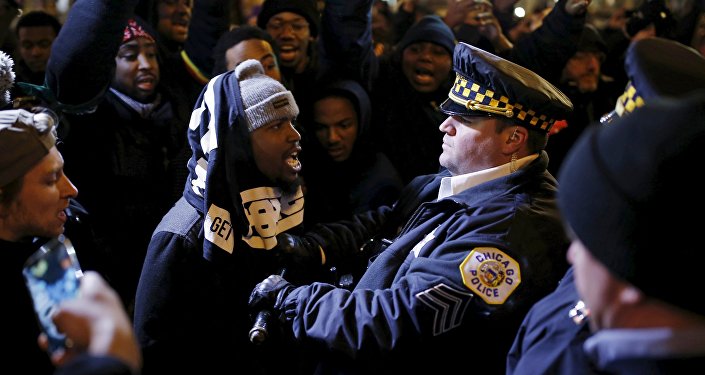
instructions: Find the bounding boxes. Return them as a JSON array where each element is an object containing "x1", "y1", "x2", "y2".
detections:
[{"x1": 287, "y1": 150, "x2": 301, "y2": 172}]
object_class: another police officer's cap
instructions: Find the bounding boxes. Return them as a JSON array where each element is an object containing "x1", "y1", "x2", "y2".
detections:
[
  {"x1": 610, "y1": 38, "x2": 705, "y2": 118},
  {"x1": 440, "y1": 42, "x2": 573, "y2": 133},
  {"x1": 0, "y1": 108, "x2": 58, "y2": 187},
  {"x1": 559, "y1": 91, "x2": 705, "y2": 315}
]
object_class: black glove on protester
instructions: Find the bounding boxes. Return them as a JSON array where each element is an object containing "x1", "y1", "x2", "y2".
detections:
[
  {"x1": 276, "y1": 232, "x2": 324, "y2": 269},
  {"x1": 249, "y1": 274, "x2": 296, "y2": 322}
]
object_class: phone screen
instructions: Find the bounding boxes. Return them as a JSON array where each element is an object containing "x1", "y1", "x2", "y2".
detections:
[{"x1": 22, "y1": 236, "x2": 83, "y2": 354}]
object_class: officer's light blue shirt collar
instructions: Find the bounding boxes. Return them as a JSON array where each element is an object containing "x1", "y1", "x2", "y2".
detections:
[{"x1": 437, "y1": 154, "x2": 539, "y2": 200}]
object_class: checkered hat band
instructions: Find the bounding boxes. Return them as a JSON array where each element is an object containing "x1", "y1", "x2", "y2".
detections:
[
  {"x1": 449, "y1": 74, "x2": 555, "y2": 131},
  {"x1": 615, "y1": 81, "x2": 645, "y2": 117}
]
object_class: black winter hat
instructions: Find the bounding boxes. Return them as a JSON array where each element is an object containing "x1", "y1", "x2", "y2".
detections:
[
  {"x1": 577, "y1": 24, "x2": 607, "y2": 55},
  {"x1": 558, "y1": 91, "x2": 705, "y2": 316},
  {"x1": 396, "y1": 15, "x2": 456, "y2": 57},
  {"x1": 257, "y1": 0, "x2": 320, "y2": 37}
]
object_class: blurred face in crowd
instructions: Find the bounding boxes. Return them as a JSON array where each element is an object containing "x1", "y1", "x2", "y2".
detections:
[
  {"x1": 226, "y1": 39, "x2": 282, "y2": 82},
  {"x1": 567, "y1": 238, "x2": 638, "y2": 332},
  {"x1": 265, "y1": 12, "x2": 313, "y2": 73},
  {"x1": 562, "y1": 51, "x2": 604, "y2": 93},
  {"x1": 18, "y1": 25, "x2": 57, "y2": 73},
  {"x1": 438, "y1": 116, "x2": 519, "y2": 175},
  {"x1": 402, "y1": 42, "x2": 452, "y2": 93},
  {"x1": 0, "y1": 147, "x2": 78, "y2": 241},
  {"x1": 313, "y1": 96, "x2": 358, "y2": 162},
  {"x1": 251, "y1": 118, "x2": 302, "y2": 188},
  {"x1": 158, "y1": 0, "x2": 193, "y2": 44},
  {"x1": 113, "y1": 37, "x2": 160, "y2": 103}
]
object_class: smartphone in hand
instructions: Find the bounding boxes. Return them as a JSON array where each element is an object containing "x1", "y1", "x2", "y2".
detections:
[{"x1": 23, "y1": 236, "x2": 83, "y2": 354}]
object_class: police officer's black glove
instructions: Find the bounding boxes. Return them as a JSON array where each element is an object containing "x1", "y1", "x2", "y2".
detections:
[
  {"x1": 276, "y1": 232, "x2": 324, "y2": 269},
  {"x1": 249, "y1": 274, "x2": 296, "y2": 322}
]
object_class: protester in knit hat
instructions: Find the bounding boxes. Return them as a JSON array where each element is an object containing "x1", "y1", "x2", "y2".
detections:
[
  {"x1": 134, "y1": 58, "x2": 306, "y2": 374},
  {"x1": 257, "y1": 0, "x2": 319, "y2": 78}
]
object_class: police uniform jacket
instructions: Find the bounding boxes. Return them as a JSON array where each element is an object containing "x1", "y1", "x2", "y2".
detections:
[
  {"x1": 507, "y1": 267, "x2": 598, "y2": 375},
  {"x1": 282, "y1": 151, "x2": 570, "y2": 375}
]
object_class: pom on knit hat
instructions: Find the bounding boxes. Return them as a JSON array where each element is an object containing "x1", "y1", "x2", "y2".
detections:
[
  {"x1": 236, "y1": 59, "x2": 298, "y2": 132},
  {"x1": 0, "y1": 50, "x2": 15, "y2": 108}
]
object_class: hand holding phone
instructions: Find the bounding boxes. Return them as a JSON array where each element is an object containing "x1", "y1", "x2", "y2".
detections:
[{"x1": 23, "y1": 236, "x2": 83, "y2": 354}]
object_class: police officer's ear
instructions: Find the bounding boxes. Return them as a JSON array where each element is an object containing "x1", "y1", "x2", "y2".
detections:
[{"x1": 506, "y1": 125, "x2": 526, "y2": 144}]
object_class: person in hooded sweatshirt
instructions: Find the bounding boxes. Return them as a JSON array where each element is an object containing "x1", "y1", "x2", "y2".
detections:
[
  {"x1": 133, "y1": 59, "x2": 314, "y2": 375},
  {"x1": 301, "y1": 78, "x2": 403, "y2": 226}
]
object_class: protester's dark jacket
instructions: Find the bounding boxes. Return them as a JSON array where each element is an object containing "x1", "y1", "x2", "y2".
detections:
[
  {"x1": 134, "y1": 69, "x2": 309, "y2": 375},
  {"x1": 60, "y1": 89, "x2": 183, "y2": 309},
  {"x1": 285, "y1": 152, "x2": 570, "y2": 374}
]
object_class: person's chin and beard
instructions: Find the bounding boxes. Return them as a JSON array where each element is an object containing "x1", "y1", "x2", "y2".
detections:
[{"x1": 279, "y1": 175, "x2": 303, "y2": 196}]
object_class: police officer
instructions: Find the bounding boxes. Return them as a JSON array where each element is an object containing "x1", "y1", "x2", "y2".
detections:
[
  {"x1": 248, "y1": 42, "x2": 573, "y2": 375},
  {"x1": 506, "y1": 37, "x2": 705, "y2": 375},
  {"x1": 561, "y1": 91, "x2": 705, "y2": 374}
]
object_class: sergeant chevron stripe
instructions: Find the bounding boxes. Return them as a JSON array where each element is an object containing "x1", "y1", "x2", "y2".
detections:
[{"x1": 416, "y1": 283, "x2": 473, "y2": 336}]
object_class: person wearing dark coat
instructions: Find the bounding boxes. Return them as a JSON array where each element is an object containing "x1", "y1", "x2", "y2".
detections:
[
  {"x1": 0, "y1": 106, "x2": 136, "y2": 375},
  {"x1": 506, "y1": 37, "x2": 705, "y2": 375},
  {"x1": 248, "y1": 42, "x2": 574, "y2": 375},
  {"x1": 133, "y1": 60, "x2": 309, "y2": 375},
  {"x1": 58, "y1": 18, "x2": 188, "y2": 314},
  {"x1": 301, "y1": 79, "x2": 403, "y2": 226},
  {"x1": 559, "y1": 91, "x2": 705, "y2": 374},
  {"x1": 1, "y1": 0, "x2": 142, "y2": 373}
]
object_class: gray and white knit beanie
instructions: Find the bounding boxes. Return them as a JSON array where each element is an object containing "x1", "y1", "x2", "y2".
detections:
[{"x1": 235, "y1": 59, "x2": 298, "y2": 132}]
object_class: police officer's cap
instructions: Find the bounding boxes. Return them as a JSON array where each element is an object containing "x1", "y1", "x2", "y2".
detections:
[
  {"x1": 440, "y1": 42, "x2": 573, "y2": 133},
  {"x1": 611, "y1": 37, "x2": 705, "y2": 118},
  {"x1": 559, "y1": 91, "x2": 705, "y2": 315}
]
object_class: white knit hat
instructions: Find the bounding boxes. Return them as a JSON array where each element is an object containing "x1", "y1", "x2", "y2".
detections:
[{"x1": 235, "y1": 59, "x2": 298, "y2": 132}]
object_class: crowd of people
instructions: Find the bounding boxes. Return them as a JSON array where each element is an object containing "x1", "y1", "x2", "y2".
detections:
[{"x1": 2, "y1": 0, "x2": 705, "y2": 374}]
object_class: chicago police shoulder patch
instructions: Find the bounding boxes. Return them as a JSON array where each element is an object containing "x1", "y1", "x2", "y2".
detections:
[{"x1": 459, "y1": 247, "x2": 521, "y2": 305}]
